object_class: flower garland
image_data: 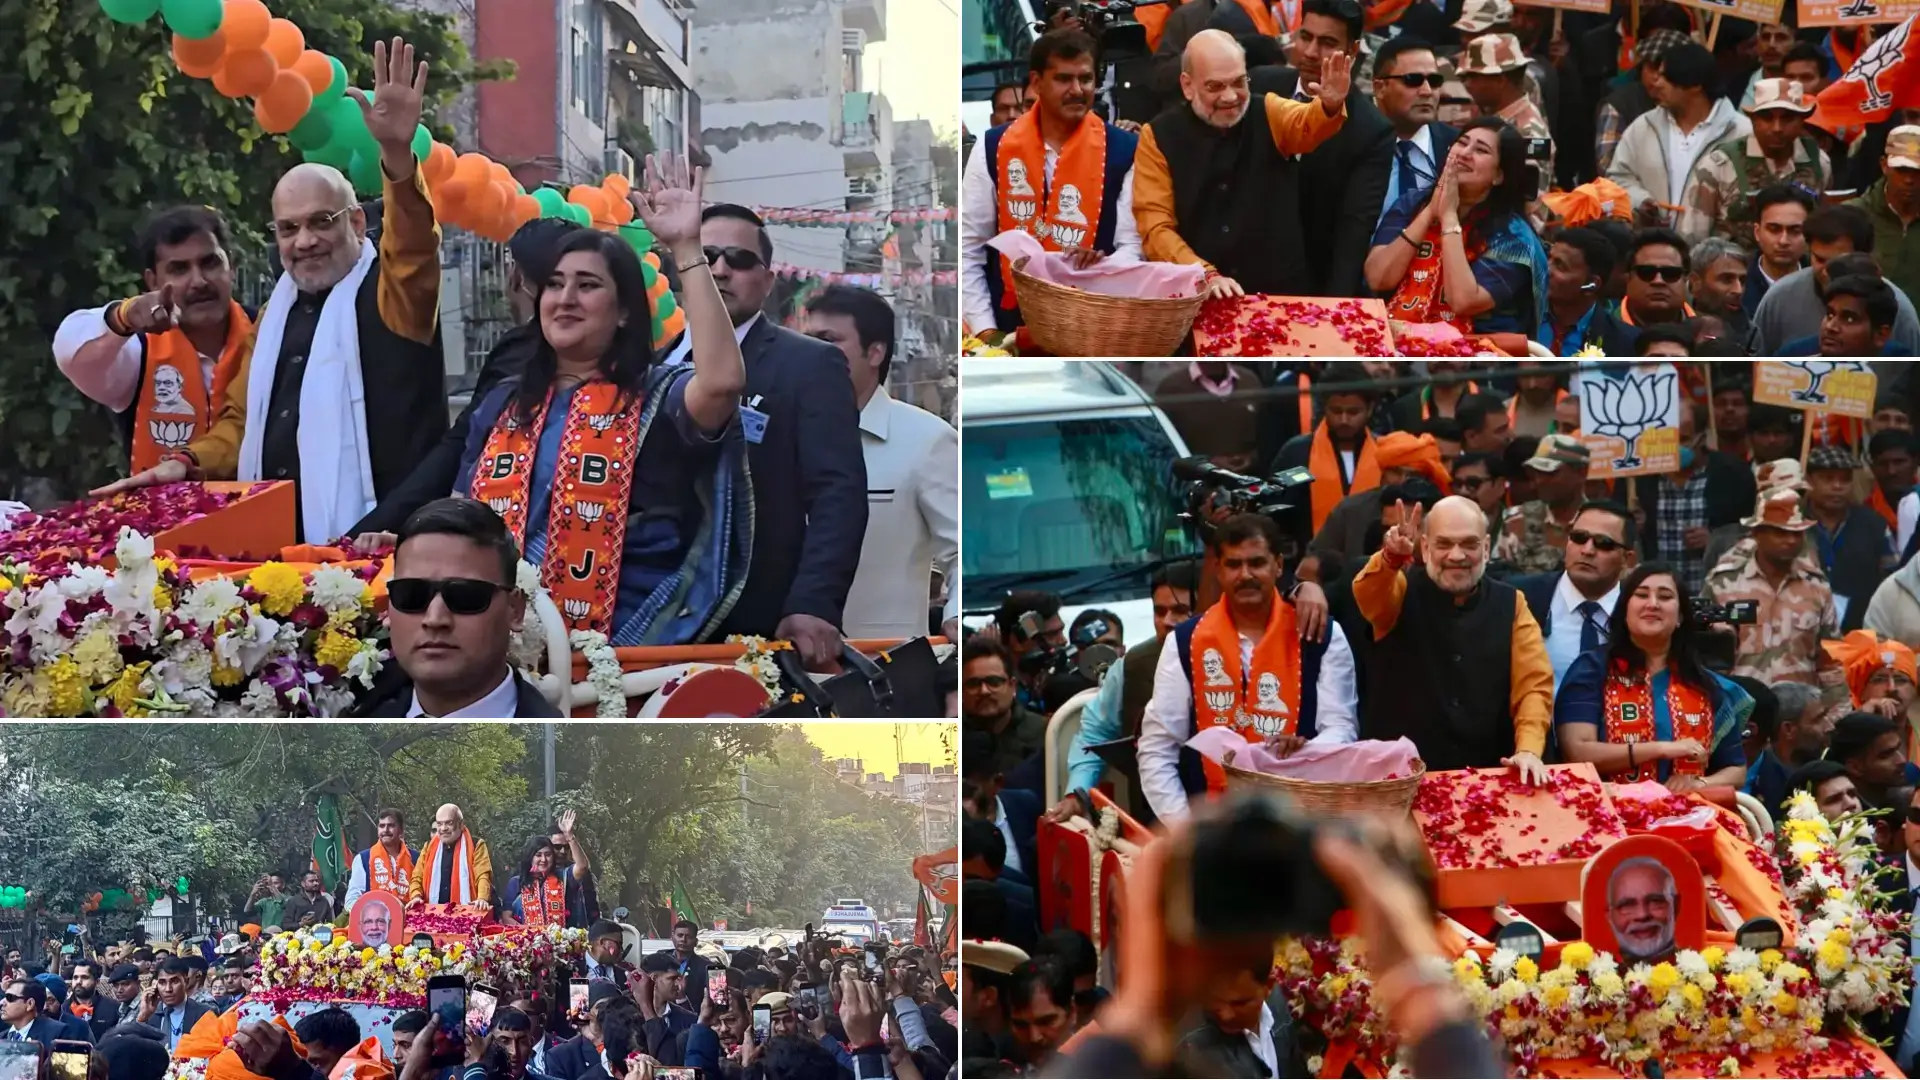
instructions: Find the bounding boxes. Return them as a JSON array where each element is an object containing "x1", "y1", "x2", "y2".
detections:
[
  {"x1": 1276, "y1": 791, "x2": 1907, "y2": 1076},
  {"x1": 728, "y1": 634, "x2": 789, "y2": 698},
  {"x1": 571, "y1": 629, "x2": 624, "y2": 718},
  {"x1": 0, "y1": 530, "x2": 386, "y2": 717},
  {"x1": 252, "y1": 922, "x2": 586, "y2": 1008},
  {"x1": 162, "y1": 1059, "x2": 209, "y2": 1080}
]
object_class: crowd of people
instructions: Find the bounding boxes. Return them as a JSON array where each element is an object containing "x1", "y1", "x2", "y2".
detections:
[
  {"x1": 960, "y1": 359, "x2": 1920, "y2": 1075},
  {"x1": 42, "y1": 35, "x2": 958, "y2": 717},
  {"x1": 0, "y1": 916, "x2": 957, "y2": 1080},
  {"x1": 961, "y1": 2, "x2": 1919, "y2": 359}
]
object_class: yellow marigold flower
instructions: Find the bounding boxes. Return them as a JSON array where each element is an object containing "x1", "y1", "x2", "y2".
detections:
[
  {"x1": 110, "y1": 663, "x2": 153, "y2": 718},
  {"x1": 154, "y1": 556, "x2": 176, "y2": 574},
  {"x1": 1514, "y1": 956, "x2": 1538, "y2": 984},
  {"x1": 1708, "y1": 1015, "x2": 1731, "y2": 1037},
  {"x1": 1759, "y1": 949, "x2": 1783, "y2": 973},
  {"x1": 1647, "y1": 962, "x2": 1681, "y2": 996},
  {"x1": 316, "y1": 630, "x2": 360, "y2": 672},
  {"x1": 153, "y1": 584, "x2": 174, "y2": 610},
  {"x1": 1326, "y1": 974, "x2": 1350, "y2": 996},
  {"x1": 1682, "y1": 984, "x2": 1705, "y2": 1010},
  {"x1": 1544, "y1": 985, "x2": 1569, "y2": 1010},
  {"x1": 1817, "y1": 940, "x2": 1849, "y2": 971},
  {"x1": 1771, "y1": 991, "x2": 1799, "y2": 1016},
  {"x1": 0, "y1": 574, "x2": 13, "y2": 592},
  {"x1": 1560, "y1": 941, "x2": 1595, "y2": 971},
  {"x1": 250, "y1": 562, "x2": 308, "y2": 616},
  {"x1": 1829, "y1": 927, "x2": 1852, "y2": 946},
  {"x1": 45, "y1": 656, "x2": 86, "y2": 716},
  {"x1": 1701, "y1": 946, "x2": 1725, "y2": 969},
  {"x1": 1454, "y1": 956, "x2": 1484, "y2": 984},
  {"x1": 72, "y1": 629, "x2": 124, "y2": 685},
  {"x1": 212, "y1": 663, "x2": 244, "y2": 687},
  {"x1": 1724, "y1": 971, "x2": 1752, "y2": 997},
  {"x1": 361, "y1": 948, "x2": 375, "y2": 961}
]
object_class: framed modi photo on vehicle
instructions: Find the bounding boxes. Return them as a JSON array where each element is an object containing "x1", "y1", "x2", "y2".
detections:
[
  {"x1": 348, "y1": 889, "x2": 405, "y2": 949},
  {"x1": 1579, "y1": 834, "x2": 1708, "y2": 965}
]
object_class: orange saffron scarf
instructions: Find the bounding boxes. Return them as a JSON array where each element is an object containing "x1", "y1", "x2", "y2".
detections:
[
  {"x1": 469, "y1": 380, "x2": 643, "y2": 636},
  {"x1": 364, "y1": 843, "x2": 414, "y2": 894},
  {"x1": 1189, "y1": 595, "x2": 1300, "y2": 792},
  {"x1": 1602, "y1": 662, "x2": 1713, "y2": 782},
  {"x1": 132, "y1": 302, "x2": 250, "y2": 472},
  {"x1": 1871, "y1": 484, "x2": 1900, "y2": 530},
  {"x1": 1234, "y1": 0, "x2": 1284, "y2": 35},
  {"x1": 417, "y1": 831, "x2": 479, "y2": 905},
  {"x1": 994, "y1": 110, "x2": 1108, "y2": 312},
  {"x1": 1387, "y1": 220, "x2": 1480, "y2": 334},
  {"x1": 1307, "y1": 424, "x2": 1380, "y2": 533},
  {"x1": 521, "y1": 873, "x2": 570, "y2": 929}
]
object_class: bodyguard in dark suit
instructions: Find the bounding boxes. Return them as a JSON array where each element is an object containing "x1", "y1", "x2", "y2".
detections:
[
  {"x1": 695, "y1": 205, "x2": 867, "y2": 668},
  {"x1": 1368, "y1": 37, "x2": 1460, "y2": 225},
  {"x1": 2, "y1": 979, "x2": 65, "y2": 1051}
]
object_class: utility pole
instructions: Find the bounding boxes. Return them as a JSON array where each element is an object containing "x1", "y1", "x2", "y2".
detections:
[{"x1": 543, "y1": 724, "x2": 556, "y2": 801}]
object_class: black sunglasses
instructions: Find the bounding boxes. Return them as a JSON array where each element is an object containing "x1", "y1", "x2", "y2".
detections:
[
  {"x1": 1906, "y1": 806, "x2": 1920, "y2": 826},
  {"x1": 704, "y1": 245, "x2": 765, "y2": 272},
  {"x1": 1632, "y1": 264, "x2": 1686, "y2": 284},
  {"x1": 1386, "y1": 72, "x2": 1447, "y2": 89},
  {"x1": 388, "y1": 577, "x2": 507, "y2": 617},
  {"x1": 2, "y1": 993, "x2": 23, "y2": 1003},
  {"x1": 1567, "y1": 529, "x2": 1627, "y2": 553}
]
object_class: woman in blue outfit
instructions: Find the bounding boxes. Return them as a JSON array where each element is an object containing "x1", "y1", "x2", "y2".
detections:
[
  {"x1": 1556, "y1": 562, "x2": 1752, "y2": 792},
  {"x1": 503, "y1": 810, "x2": 590, "y2": 929},
  {"x1": 454, "y1": 155, "x2": 751, "y2": 646}
]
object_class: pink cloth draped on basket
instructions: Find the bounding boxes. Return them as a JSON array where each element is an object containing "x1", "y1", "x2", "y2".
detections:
[
  {"x1": 988, "y1": 231, "x2": 1207, "y2": 298},
  {"x1": 1186, "y1": 729, "x2": 1423, "y2": 782}
]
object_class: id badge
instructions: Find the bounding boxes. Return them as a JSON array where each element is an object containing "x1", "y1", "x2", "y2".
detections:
[{"x1": 740, "y1": 405, "x2": 769, "y2": 444}]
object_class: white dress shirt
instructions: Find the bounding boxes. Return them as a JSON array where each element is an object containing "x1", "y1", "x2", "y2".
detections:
[
  {"x1": 53, "y1": 305, "x2": 219, "y2": 413},
  {"x1": 408, "y1": 669, "x2": 520, "y2": 718},
  {"x1": 1138, "y1": 619, "x2": 1358, "y2": 822},
  {"x1": 843, "y1": 385, "x2": 959, "y2": 639},
  {"x1": 994, "y1": 795, "x2": 1024, "y2": 878},
  {"x1": 1546, "y1": 573, "x2": 1620, "y2": 691},
  {"x1": 1246, "y1": 1003, "x2": 1279, "y2": 1077},
  {"x1": 1898, "y1": 491, "x2": 1918, "y2": 558},
  {"x1": 1378, "y1": 125, "x2": 1436, "y2": 223},
  {"x1": 960, "y1": 134, "x2": 1142, "y2": 334},
  {"x1": 664, "y1": 311, "x2": 761, "y2": 367}
]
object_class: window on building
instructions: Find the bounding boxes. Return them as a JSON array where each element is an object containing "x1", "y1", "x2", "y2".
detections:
[
  {"x1": 570, "y1": 7, "x2": 606, "y2": 124},
  {"x1": 640, "y1": 85, "x2": 684, "y2": 159}
]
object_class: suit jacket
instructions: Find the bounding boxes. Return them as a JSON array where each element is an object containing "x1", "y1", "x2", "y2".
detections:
[
  {"x1": 348, "y1": 670, "x2": 565, "y2": 719},
  {"x1": 16, "y1": 1015, "x2": 65, "y2": 1051},
  {"x1": 1271, "y1": 69, "x2": 1395, "y2": 297},
  {"x1": 350, "y1": 320, "x2": 539, "y2": 536},
  {"x1": 998, "y1": 788, "x2": 1042, "y2": 883},
  {"x1": 120, "y1": 1000, "x2": 212, "y2": 1046},
  {"x1": 75, "y1": 996, "x2": 119, "y2": 1040},
  {"x1": 994, "y1": 876, "x2": 1040, "y2": 954},
  {"x1": 1175, "y1": 987, "x2": 1297, "y2": 1077},
  {"x1": 1513, "y1": 571, "x2": 1563, "y2": 635},
  {"x1": 545, "y1": 1035, "x2": 597, "y2": 1080},
  {"x1": 716, "y1": 317, "x2": 868, "y2": 637},
  {"x1": 844, "y1": 385, "x2": 958, "y2": 639}
]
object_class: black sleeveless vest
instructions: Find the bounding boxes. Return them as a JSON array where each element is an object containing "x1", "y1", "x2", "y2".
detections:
[{"x1": 1362, "y1": 567, "x2": 1519, "y2": 771}]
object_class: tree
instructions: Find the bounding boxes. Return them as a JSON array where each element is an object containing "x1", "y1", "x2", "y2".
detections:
[{"x1": 0, "y1": 0, "x2": 490, "y2": 498}]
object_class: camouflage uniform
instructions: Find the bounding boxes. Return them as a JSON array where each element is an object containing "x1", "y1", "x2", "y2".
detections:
[
  {"x1": 1676, "y1": 80, "x2": 1831, "y2": 250},
  {"x1": 1701, "y1": 537, "x2": 1846, "y2": 705},
  {"x1": 1460, "y1": 35, "x2": 1554, "y2": 209},
  {"x1": 1498, "y1": 500, "x2": 1575, "y2": 573}
]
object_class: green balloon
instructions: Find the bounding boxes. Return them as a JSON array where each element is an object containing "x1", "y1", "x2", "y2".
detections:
[
  {"x1": 562, "y1": 204, "x2": 591, "y2": 227},
  {"x1": 641, "y1": 258, "x2": 659, "y2": 290},
  {"x1": 411, "y1": 124, "x2": 433, "y2": 163},
  {"x1": 305, "y1": 137, "x2": 353, "y2": 170},
  {"x1": 316, "y1": 56, "x2": 349, "y2": 105},
  {"x1": 176, "y1": 876, "x2": 190, "y2": 894},
  {"x1": 288, "y1": 107, "x2": 335, "y2": 152},
  {"x1": 533, "y1": 188, "x2": 569, "y2": 218},
  {"x1": 100, "y1": 0, "x2": 161, "y2": 23},
  {"x1": 618, "y1": 222, "x2": 653, "y2": 257},
  {"x1": 160, "y1": 0, "x2": 222, "y2": 38},
  {"x1": 348, "y1": 148, "x2": 383, "y2": 196}
]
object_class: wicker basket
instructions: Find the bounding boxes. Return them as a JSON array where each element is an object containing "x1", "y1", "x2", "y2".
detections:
[
  {"x1": 1012, "y1": 258, "x2": 1206, "y2": 357},
  {"x1": 1220, "y1": 748, "x2": 1426, "y2": 819}
]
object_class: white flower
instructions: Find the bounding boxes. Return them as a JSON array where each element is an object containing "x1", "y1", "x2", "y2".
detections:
[
  {"x1": 216, "y1": 609, "x2": 285, "y2": 675},
  {"x1": 239, "y1": 679, "x2": 281, "y2": 716},
  {"x1": 178, "y1": 577, "x2": 244, "y2": 628},
  {"x1": 1676, "y1": 950, "x2": 1710, "y2": 982},
  {"x1": 1488, "y1": 947, "x2": 1519, "y2": 981},
  {"x1": 56, "y1": 565, "x2": 111, "y2": 601},
  {"x1": 114, "y1": 528, "x2": 155, "y2": 569},
  {"x1": 309, "y1": 564, "x2": 369, "y2": 614}
]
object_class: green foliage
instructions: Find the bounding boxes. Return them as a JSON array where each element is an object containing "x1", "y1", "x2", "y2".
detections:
[{"x1": 0, "y1": 0, "x2": 484, "y2": 499}]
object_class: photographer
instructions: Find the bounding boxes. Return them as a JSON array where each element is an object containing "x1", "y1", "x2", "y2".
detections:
[
  {"x1": 1556, "y1": 563, "x2": 1754, "y2": 793},
  {"x1": 995, "y1": 591, "x2": 1069, "y2": 710},
  {"x1": 1137, "y1": 513, "x2": 1357, "y2": 823},
  {"x1": 1701, "y1": 486, "x2": 1848, "y2": 708},
  {"x1": 1044, "y1": 797, "x2": 1502, "y2": 1078}
]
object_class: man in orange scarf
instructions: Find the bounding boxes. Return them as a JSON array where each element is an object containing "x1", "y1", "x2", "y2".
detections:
[
  {"x1": 345, "y1": 807, "x2": 415, "y2": 909},
  {"x1": 1869, "y1": 430, "x2": 1916, "y2": 532},
  {"x1": 1308, "y1": 431, "x2": 1453, "y2": 559},
  {"x1": 961, "y1": 29, "x2": 1141, "y2": 335},
  {"x1": 1275, "y1": 362, "x2": 1382, "y2": 539},
  {"x1": 1137, "y1": 513, "x2": 1358, "y2": 822},
  {"x1": 409, "y1": 803, "x2": 494, "y2": 907},
  {"x1": 1825, "y1": 628, "x2": 1918, "y2": 722},
  {"x1": 53, "y1": 206, "x2": 251, "y2": 474}
]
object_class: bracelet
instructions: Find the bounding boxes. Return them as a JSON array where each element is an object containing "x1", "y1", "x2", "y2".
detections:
[
  {"x1": 106, "y1": 298, "x2": 136, "y2": 337},
  {"x1": 1440, "y1": 225, "x2": 1463, "y2": 237},
  {"x1": 1397, "y1": 230, "x2": 1418, "y2": 249},
  {"x1": 677, "y1": 258, "x2": 710, "y2": 275}
]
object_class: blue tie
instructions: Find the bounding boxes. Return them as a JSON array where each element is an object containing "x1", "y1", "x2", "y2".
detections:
[
  {"x1": 1395, "y1": 141, "x2": 1418, "y2": 202},
  {"x1": 1578, "y1": 600, "x2": 1606, "y2": 655}
]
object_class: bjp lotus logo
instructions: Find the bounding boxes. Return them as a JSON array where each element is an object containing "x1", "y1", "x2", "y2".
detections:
[
  {"x1": 1779, "y1": 360, "x2": 1869, "y2": 407},
  {"x1": 487, "y1": 497, "x2": 512, "y2": 515},
  {"x1": 576, "y1": 502, "x2": 605, "y2": 524},
  {"x1": 563, "y1": 598, "x2": 591, "y2": 621},
  {"x1": 1585, "y1": 368, "x2": 1675, "y2": 471},
  {"x1": 148, "y1": 419, "x2": 194, "y2": 448},
  {"x1": 587, "y1": 413, "x2": 618, "y2": 432}
]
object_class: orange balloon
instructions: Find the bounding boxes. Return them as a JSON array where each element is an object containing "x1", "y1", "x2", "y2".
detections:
[
  {"x1": 512, "y1": 193, "x2": 542, "y2": 227},
  {"x1": 254, "y1": 68, "x2": 314, "y2": 134},
  {"x1": 220, "y1": 0, "x2": 271, "y2": 53},
  {"x1": 567, "y1": 184, "x2": 610, "y2": 223},
  {"x1": 488, "y1": 161, "x2": 512, "y2": 186},
  {"x1": 608, "y1": 194, "x2": 634, "y2": 226},
  {"x1": 290, "y1": 50, "x2": 333, "y2": 95},
  {"x1": 603, "y1": 173, "x2": 632, "y2": 199},
  {"x1": 424, "y1": 142, "x2": 456, "y2": 187},
  {"x1": 470, "y1": 181, "x2": 507, "y2": 226},
  {"x1": 453, "y1": 153, "x2": 491, "y2": 188},
  {"x1": 214, "y1": 48, "x2": 278, "y2": 99},
  {"x1": 263, "y1": 19, "x2": 305, "y2": 69},
  {"x1": 173, "y1": 30, "x2": 227, "y2": 78}
]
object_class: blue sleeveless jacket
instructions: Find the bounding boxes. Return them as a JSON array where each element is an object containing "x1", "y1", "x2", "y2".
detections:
[
  {"x1": 1168, "y1": 603, "x2": 1329, "y2": 797},
  {"x1": 979, "y1": 120, "x2": 1138, "y2": 332}
]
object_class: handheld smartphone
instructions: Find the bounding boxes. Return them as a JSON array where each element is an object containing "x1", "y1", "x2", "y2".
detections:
[
  {"x1": 751, "y1": 1004, "x2": 772, "y2": 1044},
  {"x1": 0, "y1": 1042, "x2": 39, "y2": 1080},
  {"x1": 50, "y1": 1042, "x2": 90, "y2": 1080},
  {"x1": 468, "y1": 983, "x2": 500, "y2": 1039},
  {"x1": 657, "y1": 1070, "x2": 703, "y2": 1080},
  {"x1": 706, "y1": 969, "x2": 728, "y2": 1004},
  {"x1": 426, "y1": 973, "x2": 467, "y2": 1066},
  {"x1": 568, "y1": 978, "x2": 589, "y2": 1017},
  {"x1": 862, "y1": 950, "x2": 882, "y2": 978}
]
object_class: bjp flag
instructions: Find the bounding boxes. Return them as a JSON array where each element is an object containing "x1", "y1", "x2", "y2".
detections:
[{"x1": 1812, "y1": 17, "x2": 1920, "y2": 135}]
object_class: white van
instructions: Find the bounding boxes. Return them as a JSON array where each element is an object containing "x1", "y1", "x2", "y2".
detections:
[{"x1": 961, "y1": 360, "x2": 1199, "y2": 652}]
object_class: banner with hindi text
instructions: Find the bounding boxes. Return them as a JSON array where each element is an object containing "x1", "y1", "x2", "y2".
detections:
[{"x1": 1576, "y1": 363, "x2": 1683, "y2": 478}]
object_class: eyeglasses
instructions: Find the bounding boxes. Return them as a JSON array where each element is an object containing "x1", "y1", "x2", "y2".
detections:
[
  {"x1": 1453, "y1": 476, "x2": 1489, "y2": 492},
  {"x1": 388, "y1": 577, "x2": 508, "y2": 616},
  {"x1": 1385, "y1": 72, "x2": 1447, "y2": 89},
  {"x1": 1632, "y1": 264, "x2": 1686, "y2": 284},
  {"x1": 965, "y1": 675, "x2": 1011, "y2": 691},
  {"x1": 2, "y1": 993, "x2": 23, "y2": 1003},
  {"x1": 704, "y1": 245, "x2": 765, "y2": 272},
  {"x1": 267, "y1": 207, "x2": 355, "y2": 239},
  {"x1": 1567, "y1": 529, "x2": 1627, "y2": 553},
  {"x1": 1905, "y1": 806, "x2": 1920, "y2": 826}
]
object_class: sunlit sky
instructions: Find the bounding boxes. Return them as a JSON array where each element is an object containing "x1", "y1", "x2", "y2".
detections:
[
  {"x1": 864, "y1": 0, "x2": 958, "y2": 135},
  {"x1": 800, "y1": 723, "x2": 956, "y2": 777}
]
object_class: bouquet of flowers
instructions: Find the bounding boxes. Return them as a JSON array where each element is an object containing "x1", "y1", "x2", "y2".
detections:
[
  {"x1": 253, "y1": 922, "x2": 587, "y2": 1007},
  {"x1": 0, "y1": 529, "x2": 387, "y2": 717},
  {"x1": 0, "y1": 483, "x2": 264, "y2": 573}
]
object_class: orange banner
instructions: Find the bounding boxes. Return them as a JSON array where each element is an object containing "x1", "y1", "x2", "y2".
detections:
[{"x1": 912, "y1": 847, "x2": 958, "y2": 906}]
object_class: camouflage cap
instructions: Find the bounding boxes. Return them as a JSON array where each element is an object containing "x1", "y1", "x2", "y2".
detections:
[
  {"x1": 1634, "y1": 29, "x2": 1692, "y2": 68},
  {"x1": 1745, "y1": 77, "x2": 1814, "y2": 115},
  {"x1": 1889, "y1": 125, "x2": 1920, "y2": 171},
  {"x1": 1458, "y1": 33, "x2": 1531, "y2": 76},
  {"x1": 1743, "y1": 486, "x2": 1813, "y2": 532},
  {"x1": 1752, "y1": 458, "x2": 1807, "y2": 494},
  {"x1": 1523, "y1": 433, "x2": 1592, "y2": 473},
  {"x1": 1454, "y1": 0, "x2": 1513, "y2": 32}
]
